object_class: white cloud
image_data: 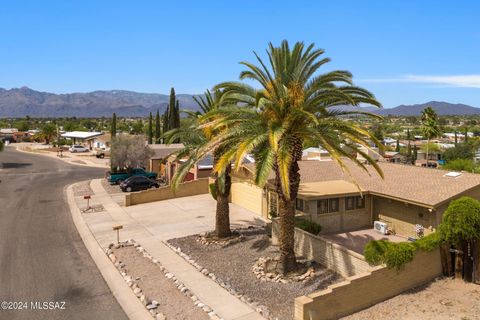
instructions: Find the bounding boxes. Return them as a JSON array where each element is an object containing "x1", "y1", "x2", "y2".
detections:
[{"x1": 359, "y1": 75, "x2": 480, "y2": 88}]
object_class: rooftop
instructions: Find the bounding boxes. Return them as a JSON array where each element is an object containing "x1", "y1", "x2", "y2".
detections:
[
  {"x1": 149, "y1": 143, "x2": 185, "y2": 159},
  {"x1": 61, "y1": 131, "x2": 103, "y2": 139},
  {"x1": 243, "y1": 160, "x2": 480, "y2": 208}
]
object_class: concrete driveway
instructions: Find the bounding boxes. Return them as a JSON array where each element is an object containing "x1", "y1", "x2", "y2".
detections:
[{"x1": 124, "y1": 194, "x2": 267, "y2": 240}]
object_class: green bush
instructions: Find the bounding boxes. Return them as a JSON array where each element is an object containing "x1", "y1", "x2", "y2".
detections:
[
  {"x1": 414, "y1": 232, "x2": 442, "y2": 251},
  {"x1": 364, "y1": 240, "x2": 393, "y2": 265},
  {"x1": 442, "y1": 158, "x2": 477, "y2": 172},
  {"x1": 209, "y1": 183, "x2": 217, "y2": 201},
  {"x1": 364, "y1": 232, "x2": 442, "y2": 270},
  {"x1": 295, "y1": 218, "x2": 322, "y2": 235},
  {"x1": 383, "y1": 242, "x2": 416, "y2": 270},
  {"x1": 439, "y1": 196, "x2": 480, "y2": 245}
]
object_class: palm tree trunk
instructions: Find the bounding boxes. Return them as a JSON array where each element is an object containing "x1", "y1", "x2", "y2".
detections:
[
  {"x1": 214, "y1": 156, "x2": 232, "y2": 238},
  {"x1": 276, "y1": 140, "x2": 303, "y2": 274}
]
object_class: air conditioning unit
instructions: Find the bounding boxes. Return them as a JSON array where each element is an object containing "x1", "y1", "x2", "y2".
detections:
[{"x1": 374, "y1": 221, "x2": 388, "y2": 235}]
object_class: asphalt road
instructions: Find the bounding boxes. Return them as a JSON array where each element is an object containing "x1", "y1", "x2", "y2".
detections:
[{"x1": 0, "y1": 147, "x2": 127, "y2": 320}]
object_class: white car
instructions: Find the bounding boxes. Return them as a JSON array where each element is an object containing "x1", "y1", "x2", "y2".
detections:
[{"x1": 69, "y1": 145, "x2": 89, "y2": 153}]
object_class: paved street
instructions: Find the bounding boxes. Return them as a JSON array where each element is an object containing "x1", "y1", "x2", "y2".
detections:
[{"x1": 0, "y1": 147, "x2": 127, "y2": 320}]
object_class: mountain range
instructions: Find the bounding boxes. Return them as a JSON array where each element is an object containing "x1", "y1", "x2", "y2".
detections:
[{"x1": 0, "y1": 87, "x2": 478, "y2": 117}]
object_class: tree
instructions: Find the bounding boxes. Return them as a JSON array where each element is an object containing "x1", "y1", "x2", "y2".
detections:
[
  {"x1": 164, "y1": 89, "x2": 233, "y2": 238},
  {"x1": 162, "y1": 88, "x2": 181, "y2": 143},
  {"x1": 111, "y1": 113, "x2": 117, "y2": 137},
  {"x1": 110, "y1": 135, "x2": 154, "y2": 170},
  {"x1": 209, "y1": 41, "x2": 383, "y2": 273},
  {"x1": 0, "y1": 140, "x2": 3, "y2": 152},
  {"x1": 39, "y1": 123, "x2": 56, "y2": 144},
  {"x1": 454, "y1": 130, "x2": 458, "y2": 146},
  {"x1": 130, "y1": 120, "x2": 144, "y2": 135},
  {"x1": 464, "y1": 127, "x2": 469, "y2": 143},
  {"x1": 406, "y1": 129, "x2": 412, "y2": 161},
  {"x1": 395, "y1": 139, "x2": 400, "y2": 152},
  {"x1": 439, "y1": 197, "x2": 480, "y2": 279},
  {"x1": 148, "y1": 112, "x2": 153, "y2": 144},
  {"x1": 421, "y1": 107, "x2": 440, "y2": 168},
  {"x1": 443, "y1": 144, "x2": 474, "y2": 162},
  {"x1": 155, "y1": 110, "x2": 161, "y2": 143},
  {"x1": 413, "y1": 145, "x2": 418, "y2": 162}
]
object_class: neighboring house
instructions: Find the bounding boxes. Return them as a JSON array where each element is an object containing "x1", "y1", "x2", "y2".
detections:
[
  {"x1": 302, "y1": 147, "x2": 331, "y2": 161},
  {"x1": 0, "y1": 128, "x2": 19, "y2": 143},
  {"x1": 231, "y1": 160, "x2": 480, "y2": 239},
  {"x1": 92, "y1": 133, "x2": 111, "y2": 149},
  {"x1": 383, "y1": 151, "x2": 406, "y2": 163},
  {"x1": 61, "y1": 131, "x2": 103, "y2": 149},
  {"x1": 148, "y1": 143, "x2": 185, "y2": 177},
  {"x1": 356, "y1": 145, "x2": 380, "y2": 163}
]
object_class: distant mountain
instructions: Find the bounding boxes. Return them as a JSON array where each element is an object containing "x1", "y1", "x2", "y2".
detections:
[
  {"x1": 1, "y1": 87, "x2": 478, "y2": 118},
  {"x1": 0, "y1": 87, "x2": 201, "y2": 117},
  {"x1": 334, "y1": 101, "x2": 480, "y2": 116},
  {"x1": 376, "y1": 101, "x2": 480, "y2": 116}
]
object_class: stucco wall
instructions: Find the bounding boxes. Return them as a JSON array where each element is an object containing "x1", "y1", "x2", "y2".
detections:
[
  {"x1": 272, "y1": 219, "x2": 373, "y2": 277},
  {"x1": 125, "y1": 178, "x2": 209, "y2": 206},
  {"x1": 300, "y1": 196, "x2": 372, "y2": 234},
  {"x1": 295, "y1": 249, "x2": 442, "y2": 320},
  {"x1": 373, "y1": 196, "x2": 435, "y2": 238}
]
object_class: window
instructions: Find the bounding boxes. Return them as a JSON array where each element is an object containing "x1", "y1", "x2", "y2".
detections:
[
  {"x1": 317, "y1": 198, "x2": 339, "y2": 214},
  {"x1": 346, "y1": 196, "x2": 366, "y2": 210},
  {"x1": 317, "y1": 199, "x2": 328, "y2": 214},
  {"x1": 296, "y1": 198, "x2": 304, "y2": 212},
  {"x1": 356, "y1": 196, "x2": 365, "y2": 209},
  {"x1": 345, "y1": 197, "x2": 355, "y2": 210},
  {"x1": 329, "y1": 198, "x2": 340, "y2": 212}
]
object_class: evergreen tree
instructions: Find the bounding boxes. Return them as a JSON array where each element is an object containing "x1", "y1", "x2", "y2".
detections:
[
  {"x1": 162, "y1": 109, "x2": 169, "y2": 142},
  {"x1": 464, "y1": 127, "x2": 469, "y2": 142},
  {"x1": 155, "y1": 110, "x2": 161, "y2": 143},
  {"x1": 454, "y1": 130, "x2": 458, "y2": 146},
  {"x1": 395, "y1": 139, "x2": 400, "y2": 152},
  {"x1": 407, "y1": 129, "x2": 412, "y2": 159},
  {"x1": 168, "y1": 88, "x2": 176, "y2": 130},
  {"x1": 413, "y1": 145, "x2": 418, "y2": 163},
  {"x1": 111, "y1": 113, "x2": 117, "y2": 137},
  {"x1": 148, "y1": 112, "x2": 153, "y2": 144}
]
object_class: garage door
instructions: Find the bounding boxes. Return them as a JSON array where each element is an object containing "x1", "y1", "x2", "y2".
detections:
[{"x1": 231, "y1": 181, "x2": 263, "y2": 216}]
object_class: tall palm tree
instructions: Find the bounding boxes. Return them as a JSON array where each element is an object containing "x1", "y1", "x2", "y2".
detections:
[
  {"x1": 164, "y1": 90, "x2": 233, "y2": 238},
  {"x1": 206, "y1": 41, "x2": 383, "y2": 273},
  {"x1": 420, "y1": 107, "x2": 440, "y2": 168}
]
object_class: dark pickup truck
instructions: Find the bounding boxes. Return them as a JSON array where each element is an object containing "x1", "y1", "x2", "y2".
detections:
[{"x1": 108, "y1": 168, "x2": 157, "y2": 185}]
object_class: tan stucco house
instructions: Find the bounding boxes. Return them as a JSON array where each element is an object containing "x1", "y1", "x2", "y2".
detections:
[{"x1": 231, "y1": 160, "x2": 480, "y2": 239}]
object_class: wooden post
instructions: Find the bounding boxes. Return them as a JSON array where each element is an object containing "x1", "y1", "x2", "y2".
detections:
[
  {"x1": 84, "y1": 195, "x2": 91, "y2": 210},
  {"x1": 113, "y1": 225, "x2": 123, "y2": 244}
]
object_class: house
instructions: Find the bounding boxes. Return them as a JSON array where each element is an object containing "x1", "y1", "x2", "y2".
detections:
[
  {"x1": 231, "y1": 160, "x2": 480, "y2": 239},
  {"x1": 383, "y1": 151, "x2": 406, "y2": 163},
  {"x1": 92, "y1": 133, "x2": 111, "y2": 150},
  {"x1": 148, "y1": 143, "x2": 185, "y2": 176},
  {"x1": 61, "y1": 131, "x2": 103, "y2": 149},
  {"x1": 302, "y1": 147, "x2": 331, "y2": 161}
]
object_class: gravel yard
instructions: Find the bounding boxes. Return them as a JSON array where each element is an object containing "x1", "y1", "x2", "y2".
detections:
[
  {"x1": 112, "y1": 246, "x2": 210, "y2": 320},
  {"x1": 72, "y1": 180, "x2": 93, "y2": 197},
  {"x1": 168, "y1": 229, "x2": 342, "y2": 320},
  {"x1": 342, "y1": 278, "x2": 480, "y2": 320},
  {"x1": 101, "y1": 178, "x2": 122, "y2": 194}
]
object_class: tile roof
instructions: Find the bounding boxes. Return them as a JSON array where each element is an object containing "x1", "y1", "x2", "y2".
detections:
[
  {"x1": 243, "y1": 160, "x2": 480, "y2": 207},
  {"x1": 149, "y1": 143, "x2": 185, "y2": 159}
]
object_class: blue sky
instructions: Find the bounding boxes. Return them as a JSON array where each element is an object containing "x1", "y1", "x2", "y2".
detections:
[{"x1": 1, "y1": 1, "x2": 479, "y2": 108}]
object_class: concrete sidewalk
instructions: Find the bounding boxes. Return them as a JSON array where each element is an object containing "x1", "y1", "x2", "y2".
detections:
[{"x1": 77, "y1": 179, "x2": 266, "y2": 320}]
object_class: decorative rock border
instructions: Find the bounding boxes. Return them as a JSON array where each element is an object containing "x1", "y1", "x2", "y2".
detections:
[
  {"x1": 196, "y1": 233, "x2": 246, "y2": 247},
  {"x1": 106, "y1": 239, "x2": 223, "y2": 320},
  {"x1": 252, "y1": 257, "x2": 316, "y2": 283},
  {"x1": 81, "y1": 204, "x2": 105, "y2": 213},
  {"x1": 165, "y1": 227, "x2": 275, "y2": 320}
]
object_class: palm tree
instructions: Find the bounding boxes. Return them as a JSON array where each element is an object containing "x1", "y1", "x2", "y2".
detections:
[
  {"x1": 206, "y1": 41, "x2": 383, "y2": 273},
  {"x1": 164, "y1": 90, "x2": 233, "y2": 238},
  {"x1": 39, "y1": 123, "x2": 56, "y2": 144},
  {"x1": 420, "y1": 107, "x2": 440, "y2": 168}
]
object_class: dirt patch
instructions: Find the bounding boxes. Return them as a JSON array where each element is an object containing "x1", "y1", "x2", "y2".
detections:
[
  {"x1": 342, "y1": 278, "x2": 480, "y2": 320},
  {"x1": 112, "y1": 246, "x2": 209, "y2": 320},
  {"x1": 73, "y1": 181, "x2": 94, "y2": 197},
  {"x1": 168, "y1": 228, "x2": 342, "y2": 320}
]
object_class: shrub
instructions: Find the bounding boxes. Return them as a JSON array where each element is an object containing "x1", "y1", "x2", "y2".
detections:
[
  {"x1": 294, "y1": 218, "x2": 322, "y2": 235},
  {"x1": 443, "y1": 158, "x2": 477, "y2": 172},
  {"x1": 383, "y1": 242, "x2": 416, "y2": 270},
  {"x1": 414, "y1": 232, "x2": 443, "y2": 251},
  {"x1": 364, "y1": 232, "x2": 442, "y2": 270},
  {"x1": 438, "y1": 196, "x2": 480, "y2": 245},
  {"x1": 443, "y1": 144, "x2": 474, "y2": 162}
]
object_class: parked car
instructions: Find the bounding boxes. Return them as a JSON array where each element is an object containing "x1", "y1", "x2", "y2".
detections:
[
  {"x1": 108, "y1": 168, "x2": 158, "y2": 184},
  {"x1": 120, "y1": 176, "x2": 160, "y2": 192},
  {"x1": 95, "y1": 148, "x2": 111, "y2": 158},
  {"x1": 69, "y1": 145, "x2": 89, "y2": 153}
]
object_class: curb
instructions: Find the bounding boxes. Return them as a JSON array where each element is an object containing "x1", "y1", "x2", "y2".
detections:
[
  {"x1": 16, "y1": 144, "x2": 108, "y2": 169},
  {"x1": 65, "y1": 182, "x2": 152, "y2": 320}
]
